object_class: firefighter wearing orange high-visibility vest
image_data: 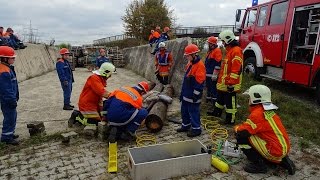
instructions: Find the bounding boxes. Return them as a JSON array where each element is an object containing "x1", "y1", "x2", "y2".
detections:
[
  {"x1": 208, "y1": 30, "x2": 243, "y2": 125},
  {"x1": 103, "y1": 81, "x2": 149, "y2": 142},
  {"x1": 234, "y1": 84, "x2": 295, "y2": 175}
]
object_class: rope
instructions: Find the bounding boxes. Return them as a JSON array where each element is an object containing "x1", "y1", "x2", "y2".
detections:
[
  {"x1": 201, "y1": 115, "x2": 241, "y2": 165},
  {"x1": 135, "y1": 128, "x2": 156, "y2": 147}
]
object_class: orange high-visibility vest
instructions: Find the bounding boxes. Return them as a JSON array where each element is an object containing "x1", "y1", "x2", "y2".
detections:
[
  {"x1": 109, "y1": 87, "x2": 143, "y2": 109},
  {"x1": 217, "y1": 46, "x2": 243, "y2": 92},
  {"x1": 235, "y1": 105, "x2": 290, "y2": 163}
]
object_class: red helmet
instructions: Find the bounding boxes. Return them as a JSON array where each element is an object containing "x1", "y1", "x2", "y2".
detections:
[
  {"x1": 184, "y1": 44, "x2": 200, "y2": 55},
  {"x1": 59, "y1": 48, "x2": 70, "y2": 55},
  {"x1": 207, "y1": 36, "x2": 217, "y2": 44},
  {"x1": 0, "y1": 46, "x2": 16, "y2": 58},
  {"x1": 164, "y1": 27, "x2": 170, "y2": 32},
  {"x1": 138, "y1": 81, "x2": 149, "y2": 93}
]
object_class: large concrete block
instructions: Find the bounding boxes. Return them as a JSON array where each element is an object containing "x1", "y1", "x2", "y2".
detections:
[
  {"x1": 123, "y1": 38, "x2": 191, "y2": 97},
  {"x1": 14, "y1": 43, "x2": 58, "y2": 82}
]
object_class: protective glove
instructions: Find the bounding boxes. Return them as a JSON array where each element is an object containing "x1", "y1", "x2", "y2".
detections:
[
  {"x1": 227, "y1": 85, "x2": 234, "y2": 93},
  {"x1": 235, "y1": 130, "x2": 251, "y2": 139},
  {"x1": 211, "y1": 74, "x2": 218, "y2": 81},
  {"x1": 8, "y1": 101, "x2": 17, "y2": 109},
  {"x1": 192, "y1": 95, "x2": 198, "y2": 103},
  {"x1": 63, "y1": 81, "x2": 68, "y2": 86}
]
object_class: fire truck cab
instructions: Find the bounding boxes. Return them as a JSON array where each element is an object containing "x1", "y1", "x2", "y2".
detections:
[{"x1": 237, "y1": 0, "x2": 320, "y2": 104}]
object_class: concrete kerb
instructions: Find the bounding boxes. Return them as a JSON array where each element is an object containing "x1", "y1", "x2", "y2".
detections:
[{"x1": 123, "y1": 38, "x2": 191, "y2": 96}]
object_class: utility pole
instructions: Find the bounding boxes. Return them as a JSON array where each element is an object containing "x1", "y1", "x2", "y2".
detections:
[{"x1": 24, "y1": 20, "x2": 38, "y2": 43}]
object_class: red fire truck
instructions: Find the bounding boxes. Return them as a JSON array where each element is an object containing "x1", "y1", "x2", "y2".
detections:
[{"x1": 236, "y1": 0, "x2": 320, "y2": 104}]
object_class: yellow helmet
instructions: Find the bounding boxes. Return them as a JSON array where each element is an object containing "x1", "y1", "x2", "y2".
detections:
[
  {"x1": 244, "y1": 84, "x2": 271, "y2": 104},
  {"x1": 94, "y1": 62, "x2": 115, "y2": 78},
  {"x1": 219, "y1": 30, "x2": 236, "y2": 44}
]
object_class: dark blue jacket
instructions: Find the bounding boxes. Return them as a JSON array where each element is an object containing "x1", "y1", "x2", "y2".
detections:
[
  {"x1": 56, "y1": 58, "x2": 74, "y2": 82},
  {"x1": 205, "y1": 47, "x2": 222, "y2": 75},
  {"x1": 96, "y1": 56, "x2": 110, "y2": 68},
  {"x1": 180, "y1": 56, "x2": 206, "y2": 103},
  {"x1": 158, "y1": 32, "x2": 170, "y2": 43},
  {"x1": 0, "y1": 63, "x2": 19, "y2": 106}
]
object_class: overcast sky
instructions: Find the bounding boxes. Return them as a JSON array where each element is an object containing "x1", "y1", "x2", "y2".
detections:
[{"x1": 0, "y1": 0, "x2": 269, "y2": 45}]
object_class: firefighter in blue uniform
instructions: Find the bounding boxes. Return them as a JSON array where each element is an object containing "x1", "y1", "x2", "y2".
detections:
[
  {"x1": 0, "y1": 46, "x2": 19, "y2": 145},
  {"x1": 103, "y1": 81, "x2": 150, "y2": 142},
  {"x1": 177, "y1": 44, "x2": 206, "y2": 137},
  {"x1": 154, "y1": 42, "x2": 173, "y2": 85},
  {"x1": 56, "y1": 48, "x2": 74, "y2": 110},
  {"x1": 204, "y1": 36, "x2": 222, "y2": 104},
  {"x1": 95, "y1": 48, "x2": 110, "y2": 68}
]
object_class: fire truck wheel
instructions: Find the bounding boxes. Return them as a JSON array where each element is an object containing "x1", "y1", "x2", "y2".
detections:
[
  {"x1": 316, "y1": 82, "x2": 320, "y2": 105},
  {"x1": 244, "y1": 57, "x2": 262, "y2": 81}
]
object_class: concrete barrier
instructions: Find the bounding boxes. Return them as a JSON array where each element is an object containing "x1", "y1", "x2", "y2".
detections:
[
  {"x1": 123, "y1": 38, "x2": 191, "y2": 96},
  {"x1": 13, "y1": 43, "x2": 59, "y2": 82}
]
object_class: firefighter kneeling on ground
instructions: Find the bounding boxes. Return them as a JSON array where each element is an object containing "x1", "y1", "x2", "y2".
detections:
[
  {"x1": 235, "y1": 84, "x2": 295, "y2": 175},
  {"x1": 154, "y1": 42, "x2": 173, "y2": 85},
  {"x1": 68, "y1": 62, "x2": 115, "y2": 127},
  {"x1": 176, "y1": 44, "x2": 206, "y2": 137},
  {"x1": 208, "y1": 30, "x2": 243, "y2": 125},
  {"x1": 103, "y1": 81, "x2": 149, "y2": 142}
]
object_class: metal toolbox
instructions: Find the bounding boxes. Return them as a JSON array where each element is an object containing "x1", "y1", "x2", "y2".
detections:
[{"x1": 127, "y1": 139, "x2": 211, "y2": 180}]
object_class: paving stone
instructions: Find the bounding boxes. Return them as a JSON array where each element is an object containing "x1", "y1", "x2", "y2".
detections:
[
  {"x1": 112, "y1": 175, "x2": 128, "y2": 180},
  {"x1": 84, "y1": 126, "x2": 98, "y2": 137}
]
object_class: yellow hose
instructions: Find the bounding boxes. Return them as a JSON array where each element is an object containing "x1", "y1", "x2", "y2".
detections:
[
  {"x1": 201, "y1": 116, "x2": 228, "y2": 151},
  {"x1": 135, "y1": 129, "x2": 157, "y2": 147}
]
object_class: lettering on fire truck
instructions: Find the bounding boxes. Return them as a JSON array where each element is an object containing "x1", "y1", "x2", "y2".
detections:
[{"x1": 267, "y1": 34, "x2": 280, "y2": 43}]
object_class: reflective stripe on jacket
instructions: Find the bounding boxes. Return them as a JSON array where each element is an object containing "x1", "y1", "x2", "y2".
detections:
[
  {"x1": 235, "y1": 105, "x2": 290, "y2": 163},
  {"x1": 109, "y1": 87, "x2": 143, "y2": 109},
  {"x1": 180, "y1": 56, "x2": 206, "y2": 103},
  {"x1": 78, "y1": 74, "x2": 107, "y2": 118},
  {"x1": 0, "y1": 63, "x2": 19, "y2": 104},
  {"x1": 205, "y1": 47, "x2": 222, "y2": 76},
  {"x1": 155, "y1": 50, "x2": 173, "y2": 76},
  {"x1": 56, "y1": 58, "x2": 74, "y2": 82},
  {"x1": 217, "y1": 46, "x2": 243, "y2": 92}
]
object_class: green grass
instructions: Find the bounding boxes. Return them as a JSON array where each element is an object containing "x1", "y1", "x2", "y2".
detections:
[{"x1": 202, "y1": 74, "x2": 320, "y2": 146}]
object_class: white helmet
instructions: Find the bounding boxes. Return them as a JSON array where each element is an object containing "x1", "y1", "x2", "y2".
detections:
[
  {"x1": 93, "y1": 62, "x2": 115, "y2": 78},
  {"x1": 243, "y1": 84, "x2": 278, "y2": 110},
  {"x1": 159, "y1": 42, "x2": 166, "y2": 48},
  {"x1": 219, "y1": 30, "x2": 236, "y2": 44}
]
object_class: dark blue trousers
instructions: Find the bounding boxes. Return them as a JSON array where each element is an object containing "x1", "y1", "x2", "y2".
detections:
[{"x1": 1, "y1": 104, "x2": 17, "y2": 141}]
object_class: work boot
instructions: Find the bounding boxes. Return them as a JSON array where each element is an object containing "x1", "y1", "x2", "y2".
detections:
[
  {"x1": 119, "y1": 131, "x2": 136, "y2": 141},
  {"x1": 63, "y1": 105, "x2": 74, "y2": 110},
  {"x1": 107, "y1": 126, "x2": 118, "y2": 143},
  {"x1": 13, "y1": 134, "x2": 19, "y2": 139},
  {"x1": 207, "y1": 108, "x2": 222, "y2": 117},
  {"x1": 187, "y1": 130, "x2": 201, "y2": 137},
  {"x1": 69, "y1": 104, "x2": 75, "y2": 108},
  {"x1": 280, "y1": 156, "x2": 296, "y2": 175},
  {"x1": 176, "y1": 126, "x2": 190, "y2": 133},
  {"x1": 1, "y1": 139, "x2": 19, "y2": 145},
  {"x1": 244, "y1": 160, "x2": 268, "y2": 174}
]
